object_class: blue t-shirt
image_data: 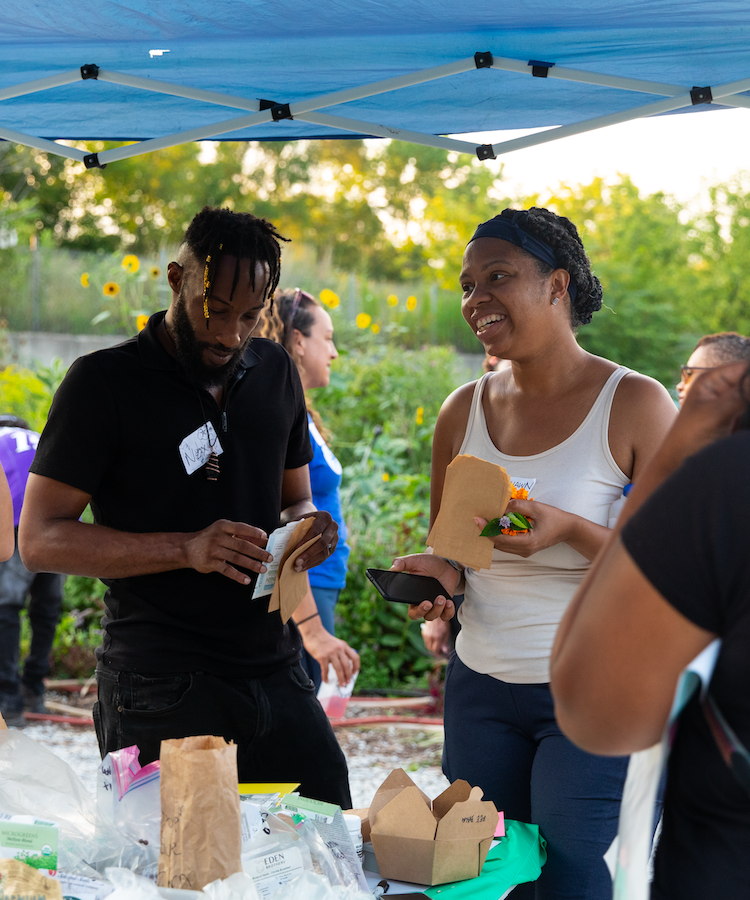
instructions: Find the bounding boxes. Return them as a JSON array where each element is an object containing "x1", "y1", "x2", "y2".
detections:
[{"x1": 307, "y1": 417, "x2": 350, "y2": 589}]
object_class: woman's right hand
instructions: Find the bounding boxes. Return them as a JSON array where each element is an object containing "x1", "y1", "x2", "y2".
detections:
[{"x1": 390, "y1": 553, "x2": 458, "y2": 622}]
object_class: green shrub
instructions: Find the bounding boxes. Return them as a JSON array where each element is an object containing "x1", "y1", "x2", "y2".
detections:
[
  {"x1": 316, "y1": 344, "x2": 465, "y2": 688},
  {"x1": 0, "y1": 366, "x2": 54, "y2": 432}
]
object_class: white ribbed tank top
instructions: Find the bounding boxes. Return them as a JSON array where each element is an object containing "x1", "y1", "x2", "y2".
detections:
[{"x1": 455, "y1": 366, "x2": 630, "y2": 683}]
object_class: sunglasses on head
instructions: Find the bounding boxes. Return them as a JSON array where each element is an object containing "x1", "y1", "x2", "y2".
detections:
[
  {"x1": 680, "y1": 365, "x2": 716, "y2": 385},
  {"x1": 288, "y1": 288, "x2": 315, "y2": 322}
]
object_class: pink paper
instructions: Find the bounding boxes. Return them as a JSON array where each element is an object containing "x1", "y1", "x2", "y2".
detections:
[{"x1": 494, "y1": 811, "x2": 506, "y2": 838}]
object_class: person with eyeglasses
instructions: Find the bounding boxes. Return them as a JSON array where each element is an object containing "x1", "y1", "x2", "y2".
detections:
[
  {"x1": 551, "y1": 359, "x2": 750, "y2": 900},
  {"x1": 676, "y1": 331, "x2": 750, "y2": 406},
  {"x1": 258, "y1": 289, "x2": 360, "y2": 692}
]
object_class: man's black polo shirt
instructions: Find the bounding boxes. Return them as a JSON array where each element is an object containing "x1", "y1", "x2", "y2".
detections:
[{"x1": 30, "y1": 312, "x2": 313, "y2": 677}]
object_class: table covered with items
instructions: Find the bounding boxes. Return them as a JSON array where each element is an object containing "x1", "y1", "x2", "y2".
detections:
[{"x1": 0, "y1": 726, "x2": 546, "y2": 900}]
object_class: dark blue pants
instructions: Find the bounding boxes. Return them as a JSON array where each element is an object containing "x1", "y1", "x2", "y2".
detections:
[
  {"x1": 94, "y1": 660, "x2": 351, "y2": 809},
  {"x1": 301, "y1": 585, "x2": 340, "y2": 691},
  {"x1": 0, "y1": 540, "x2": 64, "y2": 709},
  {"x1": 443, "y1": 654, "x2": 628, "y2": 900}
]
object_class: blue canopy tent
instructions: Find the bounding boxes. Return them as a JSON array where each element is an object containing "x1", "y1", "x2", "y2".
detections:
[{"x1": 1, "y1": 1, "x2": 749, "y2": 167}]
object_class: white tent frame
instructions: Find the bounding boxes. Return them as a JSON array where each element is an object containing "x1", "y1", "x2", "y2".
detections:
[{"x1": 2, "y1": 51, "x2": 750, "y2": 167}]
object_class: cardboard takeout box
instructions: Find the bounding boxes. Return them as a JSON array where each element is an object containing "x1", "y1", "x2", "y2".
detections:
[{"x1": 367, "y1": 769, "x2": 498, "y2": 886}]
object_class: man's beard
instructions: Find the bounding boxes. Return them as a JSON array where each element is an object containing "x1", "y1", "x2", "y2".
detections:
[{"x1": 171, "y1": 293, "x2": 249, "y2": 388}]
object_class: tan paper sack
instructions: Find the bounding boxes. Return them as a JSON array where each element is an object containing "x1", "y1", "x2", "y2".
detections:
[{"x1": 158, "y1": 735, "x2": 242, "y2": 890}]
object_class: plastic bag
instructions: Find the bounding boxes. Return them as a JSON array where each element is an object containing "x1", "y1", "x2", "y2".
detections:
[
  {"x1": 97, "y1": 746, "x2": 161, "y2": 877},
  {"x1": 202, "y1": 872, "x2": 261, "y2": 900},
  {"x1": 241, "y1": 810, "x2": 313, "y2": 895},
  {"x1": 104, "y1": 868, "x2": 166, "y2": 900},
  {"x1": 290, "y1": 817, "x2": 358, "y2": 892},
  {"x1": 273, "y1": 871, "x2": 372, "y2": 900},
  {"x1": 0, "y1": 729, "x2": 147, "y2": 875},
  {"x1": 316, "y1": 666, "x2": 357, "y2": 718}
]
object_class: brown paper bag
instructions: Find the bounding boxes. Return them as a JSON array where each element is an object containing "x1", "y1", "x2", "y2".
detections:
[
  {"x1": 0, "y1": 859, "x2": 62, "y2": 900},
  {"x1": 267, "y1": 517, "x2": 314, "y2": 614},
  {"x1": 158, "y1": 735, "x2": 242, "y2": 890},
  {"x1": 278, "y1": 533, "x2": 323, "y2": 623},
  {"x1": 427, "y1": 454, "x2": 512, "y2": 570}
]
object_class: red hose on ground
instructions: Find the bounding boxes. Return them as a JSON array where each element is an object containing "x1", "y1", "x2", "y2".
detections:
[
  {"x1": 330, "y1": 715, "x2": 443, "y2": 727},
  {"x1": 25, "y1": 712, "x2": 94, "y2": 727}
]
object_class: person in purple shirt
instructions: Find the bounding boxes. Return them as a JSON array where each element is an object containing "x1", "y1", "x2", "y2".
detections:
[{"x1": 0, "y1": 416, "x2": 64, "y2": 727}]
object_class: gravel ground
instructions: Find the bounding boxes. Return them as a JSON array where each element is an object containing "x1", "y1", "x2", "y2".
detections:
[{"x1": 19, "y1": 699, "x2": 450, "y2": 807}]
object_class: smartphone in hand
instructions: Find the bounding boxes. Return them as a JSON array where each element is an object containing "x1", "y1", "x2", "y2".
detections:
[{"x1": 366, "y1": 568, "x2": 447, "y2": 605}]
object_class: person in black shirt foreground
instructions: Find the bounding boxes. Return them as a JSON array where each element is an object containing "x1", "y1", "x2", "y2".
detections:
[
  {"x1": 19, "y1": 207, "x2": 350, "y2": 807},
  {"x1": 551, "y1": 360, "x2": 750, "y2": 898}
]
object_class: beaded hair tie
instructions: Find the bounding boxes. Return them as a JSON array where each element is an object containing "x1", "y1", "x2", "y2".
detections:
[{"x1": 202, "y1": 243, "x2": 223, "y2": 327}]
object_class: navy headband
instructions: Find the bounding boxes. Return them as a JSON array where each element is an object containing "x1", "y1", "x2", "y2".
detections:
[{"x1": 469, "y1": 213, "x2": 577, "y2": 301}]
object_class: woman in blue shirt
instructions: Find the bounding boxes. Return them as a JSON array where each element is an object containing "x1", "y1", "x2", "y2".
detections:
[{"x1": 259, "y1": 289, "x2": 359, "y2": 690}]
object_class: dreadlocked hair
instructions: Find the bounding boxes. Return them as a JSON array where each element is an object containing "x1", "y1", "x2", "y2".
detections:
[
  {"x1": 182, "y1": 206, "x2": 289, "y2": 324},
  {"x1": 257, "y1": 288, "x2": 332, "y2": 443},
  {"x1": 498, "y1": 207, "x2": 603, "y2": 327}
]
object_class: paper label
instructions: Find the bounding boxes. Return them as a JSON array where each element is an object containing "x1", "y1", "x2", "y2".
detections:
[
  {"x1": 56, "y1": 873, "x2": 114, "y2": 900},
  {"x1": 240, "y1": 803, "x2": 265, "y2": 849},
  {"x1": 247, "y1": 846, "x2": 304, "y2": 899},
  {"x1": 251, "y1": 522, "x2": 300, "y2": 599},
  {"x1": 0, "y1": 820, "x2": 59, "y2": 876},
  {"x1": 279, "y1": 795, "x2": 337, "y2": 824},
  {"x1": 509, "y1": 477, "x2": 536, "y2": 494},
  {"x1": 179, "y1": 421, "x2": 224, "y2": 475}
]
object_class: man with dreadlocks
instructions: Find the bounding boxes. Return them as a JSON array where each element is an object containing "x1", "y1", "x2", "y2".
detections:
[{"x1": 19, "y1": 206, "x2": 350, "y2": 807}]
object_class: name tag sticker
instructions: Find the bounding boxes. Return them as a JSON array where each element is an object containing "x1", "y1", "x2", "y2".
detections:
[
  {"x1": 179, "y1": 422, "x2": 223, "y2": 475},
  {"x1": 510, "y1": 477, "x2": 536, "y2": 493}
]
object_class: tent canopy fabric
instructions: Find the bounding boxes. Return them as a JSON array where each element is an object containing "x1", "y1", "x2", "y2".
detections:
[{"x1": 1, "y1": 1, "x2": 749, "y2": 166}]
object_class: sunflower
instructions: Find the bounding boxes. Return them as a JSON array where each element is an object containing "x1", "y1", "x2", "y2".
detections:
[
  {"x1": 355, "y1": 313, "x2": 372, "y2": 329},
  {"x1": 149, "y1": 265, "x2": 161, "y2": 279},
  {"x1": 122, "y1": 254, "x2": 140, "y2": 273},
  {"x1": 80, "y1": 273, "x2": 90, "y2": 288},
  {"x1": 136, "y1": 314, "x2": 149, "y2": 332},
  {"x1": 415, "y1": 406, "x2": 424, "y2": 425},
  {"x1": 103, "y1": 282, "x2": 121, "y2": 296},
  {"x1": 406, "y1": 295, "x2": 418, "y2": 311},
  {"x1": 319, "y1": 288, "x2": 340, "y2": 309},
  {"x1": 371, "y1": 323, "x2": 380, "y2": 334},
  {"x1": 387, "y1": 294, "x2": 398, "y2": 307}
]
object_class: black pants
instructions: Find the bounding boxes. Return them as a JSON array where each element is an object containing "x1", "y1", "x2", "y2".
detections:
[
  {"x1": 94, "y1": 661, "x2": 351, "y2": 809},
  {"x1": 0, "y1": 540, "x2": 64, "y2": 708}
]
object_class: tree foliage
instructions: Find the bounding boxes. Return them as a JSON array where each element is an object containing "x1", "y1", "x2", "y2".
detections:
[{"x1": 5, "y1": 137, "x2": 750, "y2": 384}]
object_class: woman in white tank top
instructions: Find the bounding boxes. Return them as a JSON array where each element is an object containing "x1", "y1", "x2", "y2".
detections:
[{"x1": 392, "y1": 208, "x2": 677, "y2": 900}]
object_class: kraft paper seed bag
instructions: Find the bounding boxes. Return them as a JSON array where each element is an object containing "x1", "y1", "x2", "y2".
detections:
[
  {"x1": 427, "y1": 455, "x2": 512, "y2": 570},
  {"x1": 158, "y1": 735, "x2": 242, "y2": 890}
]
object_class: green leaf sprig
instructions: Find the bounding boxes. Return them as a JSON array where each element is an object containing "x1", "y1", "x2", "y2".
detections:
[{"x1": 480, "y1": 512, "x2": 533, "y2": 537}]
